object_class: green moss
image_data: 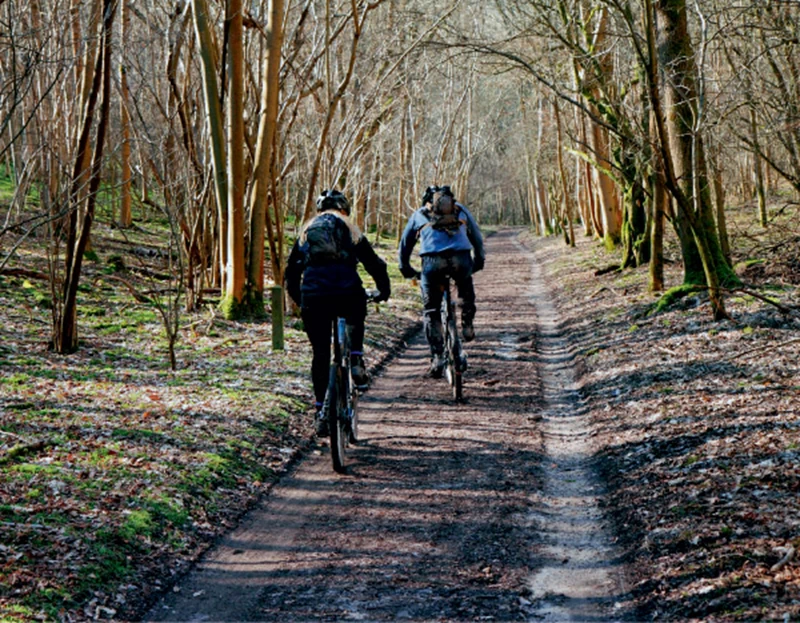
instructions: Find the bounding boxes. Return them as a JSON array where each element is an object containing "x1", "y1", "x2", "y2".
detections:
[
  {"x1": 219, "y1": 295, "x2": 246, "y2": 320},
  {"x1": 649, "y1": 284, "x2": 703, "y2": 315},
  {"x1": 120, "y1": 510, "x2": 154, "y2": 540}
]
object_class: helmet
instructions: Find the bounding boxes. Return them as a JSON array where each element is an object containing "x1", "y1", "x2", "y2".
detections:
[
  {"x1": 316, "y1": 189, "x2": 350, "y2": 215},
  {"x1": 422, "y1": 185, "x2": 454, "y2": 206}
]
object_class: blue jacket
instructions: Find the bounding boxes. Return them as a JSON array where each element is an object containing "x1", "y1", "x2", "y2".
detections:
[{"x1": 398, "y1": 203, "x2": 485, "y2": 277}]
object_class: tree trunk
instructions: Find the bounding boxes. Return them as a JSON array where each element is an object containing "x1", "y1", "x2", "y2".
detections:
[
  {"x1": 649, "y1": 112, "x2": 665, "y2": 292},
  {"x1": 248, "y1": 0, "x2": 285, "y2": 311},
  {"x1": 221, "y1": 0, "x2": 246, "y2": 319},
  {"x1": 553, "y1": 99, "x2": 574, "y2": 246},
  {"x1": 649, "y1": 0, "x2": 737, "y2": 319},
  {"x1": 118, "y1": 0, "x2": 133, "y2": 229},
  {"x1": 708, "y1": 147, "x2": 732, "y2": 266},
  {"x1": 586, "y1": 7, "x2": 621, "y2": 248},
  {"x1": 749, "y1": 106, "x2": 767, "y2": 227},
  {"x1": 191, "y1": 0, "x2": 228, "y2": 291},
  {"x1": 55, "y1": 0, "x2": 116, "y2": 353}
]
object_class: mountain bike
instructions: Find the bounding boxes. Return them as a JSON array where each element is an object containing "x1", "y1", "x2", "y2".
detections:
[
  {"x1": 441, "y1": 280, "x2": 467, "y2": 402},
  {"x1": 324, "y1": 290, "x2": 379, "y2": 473}
]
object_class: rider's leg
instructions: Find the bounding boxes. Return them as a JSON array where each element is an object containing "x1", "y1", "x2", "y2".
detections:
[
  {"x1": 342, "y1": 292, "x2": 369, "y2": 387},
  {"x1": 301, "y1": 297, "x2": 334, "y2": 435},
  {"x1": 451, "y1": 251, "x2": 477, "y2": 341},
  {"x1": 421, "y1": 256, "x2": 447, "y2": 376},
  {"x1": 301, "y1": 299, "x2": 334, "y2": 404}
]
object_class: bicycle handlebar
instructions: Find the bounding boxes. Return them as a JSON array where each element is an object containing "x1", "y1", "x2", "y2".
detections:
[{"x1": 365, "y1": 288, "x2": 384, "y2": 303}]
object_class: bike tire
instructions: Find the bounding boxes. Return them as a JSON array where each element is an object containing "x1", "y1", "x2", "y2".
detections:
[
  {"x1": 445, "y1": 302, "x2": 463, "y2": 402},
  {"x1": 452, "y1": 367, "x2": 463, "y2": 401},
  {"x1": 329, "y1": 368, "x2": 348, "y2": 474},
  {"x1": 348, "y1": 383, "x2": 359, "y2": 444}
]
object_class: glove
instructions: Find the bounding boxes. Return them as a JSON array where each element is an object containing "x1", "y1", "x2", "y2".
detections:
[
  {"x1": 374, "y1": 288, "x2": 390, "y2": 303},
  {"x1": 472, "y1": 256, "x2": 485, "y2": 273},
  {"x1": 400, "y1": 265, "x2": 419, "y2": 279}
]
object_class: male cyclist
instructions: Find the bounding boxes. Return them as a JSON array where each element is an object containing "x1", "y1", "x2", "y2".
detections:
[
  {"x1": 398, "y1": 185, "x2": 485, "y2": 378},
  {"x1": 285, "y1": 189, "x2": 390, "y2": 435}
]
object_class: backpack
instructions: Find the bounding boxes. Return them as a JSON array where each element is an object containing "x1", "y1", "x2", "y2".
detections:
[
  {"x1": 425, "y1": 189, "x2": 461, "y2": 232},
  {"x1": 303, "y1": 213, "x2": 353, "y2": 266}
]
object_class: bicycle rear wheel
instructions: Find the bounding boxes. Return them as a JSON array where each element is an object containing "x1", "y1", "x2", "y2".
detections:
[
  {"x1": 444, "y1": 303, "x2": 463, "y2": 402},
  {"x1": 329, "y1": 367, "x2": 349, "y2": 473},
  {"x1": 447, "y1": 348, "x2": 463, "y2": 401},
  {"x1": 348, "y1": 382, "x2": 359, "y2": 443}
]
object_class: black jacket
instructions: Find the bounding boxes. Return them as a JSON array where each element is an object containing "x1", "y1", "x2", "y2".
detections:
[{"x1": 284, "y1": 212, "x2": 390, "y2": 305}]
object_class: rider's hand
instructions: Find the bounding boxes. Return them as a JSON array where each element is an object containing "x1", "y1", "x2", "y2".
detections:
[
  {"x1": 374, "y1": 289, "x2": 390, "y2": 303},
  {"x1": 472, "y1": 256, "x2": 485, "y2": 273},
  {"x1": 400, "y1": 265, "x2": 420, "y2": 280}
]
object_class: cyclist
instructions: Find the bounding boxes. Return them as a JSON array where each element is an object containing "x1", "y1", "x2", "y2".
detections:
[
  {"x1": 398, "y1": 184, "x2": 485, "y2": 378},
  {"x1": 285, "y1": 189, "x2": 391, "y2": 435}
]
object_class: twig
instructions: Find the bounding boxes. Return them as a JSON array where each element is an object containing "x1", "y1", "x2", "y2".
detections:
[
  {"x1": 771, "y1": 545, "x2": 796, "y2": 573},
  {"x1": 587, "y1": 285, "x2": 621, "y2": 300},
  {"x1": 0, "y1": 267, "x2": 48, "y2": 280},
  {"x1": 731, "y1": 336, "x2": 800, "y2": 361},
  {"x1": 98, "y1": 275, "x2": 152, "y2": 303},
  {"x1": 726, "y1": 287, "x2": 795, "y2": 316},
  {"x1": 594, "y1": 264, "x2": 621, "y2": 276}
]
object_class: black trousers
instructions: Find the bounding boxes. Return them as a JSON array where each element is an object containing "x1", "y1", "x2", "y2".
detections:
[
  {"x1": 301, "y1": 292, "x2": 367, "y2": 404},
  {"x1": 420, "y1": 250, "x2": 475, "y2": 357}
]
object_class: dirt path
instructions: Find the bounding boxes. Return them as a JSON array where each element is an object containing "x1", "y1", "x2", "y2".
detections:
[{"x1": 143, "y1": 229, "x2": 625, "y2": 622}]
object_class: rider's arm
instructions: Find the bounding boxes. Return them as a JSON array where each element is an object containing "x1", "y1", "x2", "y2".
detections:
[
  {"x1": 284, "y1": 240, "x2": 305, "y2": 305},
  {"x1": 461, "y1": 206, "x2": 485, "y2": 269},
  {"x1": 355, "y1": 237, "x2": 391, "y2": 302},
  {"x1": 398, "y1": 211, "x2": 422, "y2": 278}
]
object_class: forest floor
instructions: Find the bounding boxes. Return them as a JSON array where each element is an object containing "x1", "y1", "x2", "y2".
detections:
[{"x1": 1, "y1": 199, "x2": 799, "y2": 622}]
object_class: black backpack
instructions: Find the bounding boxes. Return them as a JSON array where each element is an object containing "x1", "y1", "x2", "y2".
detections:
[
  {"x1": 303, "y1": 213, "x2": 354, "y2": 266},
  {"x1": 426, "y1": 189, "x2": 461, "y2": 232}
]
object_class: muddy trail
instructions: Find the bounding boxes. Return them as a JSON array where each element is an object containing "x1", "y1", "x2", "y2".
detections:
[{"x1": 144, "y1": 229, "x2": 626, "y2": 622}]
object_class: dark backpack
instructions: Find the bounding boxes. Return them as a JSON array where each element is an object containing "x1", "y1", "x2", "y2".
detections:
[
  {"x1": 303, "y1": 213, "x2": 354, "y2": 266},
  {"x1": 426, "y1": 190, "x2": 461, "y2": 232}
]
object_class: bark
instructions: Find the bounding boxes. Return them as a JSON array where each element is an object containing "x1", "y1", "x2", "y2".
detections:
[
  {"x1": 118, "y1": 0, "x2": 132, "y2": 229},
  {"x1": 649, "y1": 112, "x2": 665, "y2": 292},
  {"x1": 553, "y1": 99, "x2": 574, "y2": 246},
  {"x1": 586, "y1": 7, "x2": 621, "y2": 248},
  {"x1": 191, "y1": 0, "x2": 228, "y2": 291},
  {"x1": 648, "y1": 0, "x2": 735, "y2": 319},
  {"x1": 221, "y1": 0, "x2": 246, "y2": 319},
  {"x1": 55, "y1": 0, "x2": 116, "y2": 353},
  {"x1": 749, "y1": 106, "x2": 767, "y2": 227},
  {"x1": 708, "y1": 147, "x2": 731, "y2": 266},
  {"x1": 248, "y1": 0, "x2": 285, "y2": 307}
]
